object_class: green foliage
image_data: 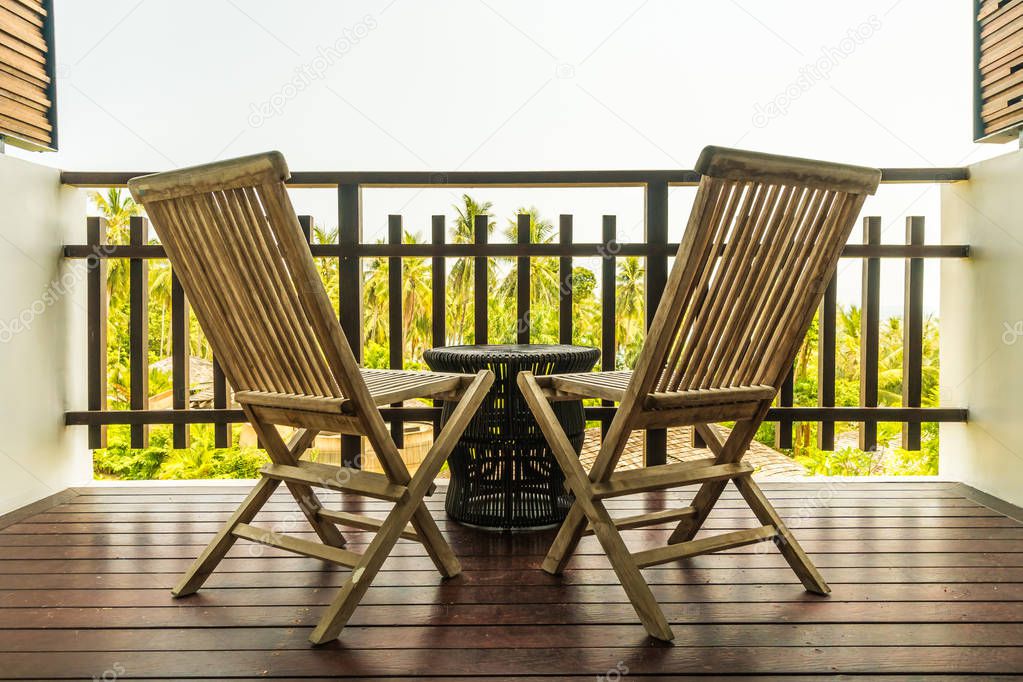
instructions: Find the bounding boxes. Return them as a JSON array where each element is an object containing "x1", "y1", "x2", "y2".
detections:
[{"x1": 90, "y1": 190, "x2": 943, "y2": 481}]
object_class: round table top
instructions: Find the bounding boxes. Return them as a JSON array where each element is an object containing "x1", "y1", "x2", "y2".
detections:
[{"x1": 424, "y1": 343, "x2": 599, "y2": 361}]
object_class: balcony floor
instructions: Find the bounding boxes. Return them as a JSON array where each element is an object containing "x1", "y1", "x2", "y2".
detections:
[{"x1": 0, "y1": 480, "x2": 1021, "y2": 679}]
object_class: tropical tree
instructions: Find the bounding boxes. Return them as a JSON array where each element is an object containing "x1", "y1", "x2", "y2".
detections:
[
  {"x1": 493, "y1": 208, "x2": 559, "y2": 342},
  {"x1": 615, "y1": 256, "x2": 645, "y2": 367},
  {"x1": 447, "y1": 195, "x2": 495, "y2": 344}
]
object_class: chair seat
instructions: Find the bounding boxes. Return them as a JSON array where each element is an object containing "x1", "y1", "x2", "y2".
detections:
[
  {"x1": 360, "y1": 368, "x2": 470, "y2": 406},
  {"x1": 235, "y1": 368, "x2": 471, "y2": 415},
  {"x1": 546, "y1": 371, "x2": 776, "y2": 409}
]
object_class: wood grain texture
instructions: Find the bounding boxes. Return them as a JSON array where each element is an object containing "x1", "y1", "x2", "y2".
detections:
[{"x1": 0, "y1": 481, "x2": 1019, "y2": 678}]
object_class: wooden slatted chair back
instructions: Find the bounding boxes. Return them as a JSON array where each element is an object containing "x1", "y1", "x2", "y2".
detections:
[
  {"x1": 633, "y1": 146, "x2": 881, "y2": 402},
  {"x1": 128, "y1": 152, "x2": 363, "y2": 404}
]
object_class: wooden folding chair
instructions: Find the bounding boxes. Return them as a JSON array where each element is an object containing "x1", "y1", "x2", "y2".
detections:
[
  {"x1": 128, "y1": 152, "x2": 494, "y2": 645},
  {"x1": 517, "y1": 146, "x2": 881, "y2": 641}
]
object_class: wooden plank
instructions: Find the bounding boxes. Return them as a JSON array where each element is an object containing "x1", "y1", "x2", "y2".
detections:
[
  {"x1": 516, "y1": 212, "x2": 530, "y2": 343},
  {"x1": 85, "y1": 218, "x2": 107, "y2": 449},
  {"x1": 0, "y1": 1, "x2": 42, "y2": 28},
  {"x1": 644, "y1": 180, "x2": 669, "y2": 466},
  {"x1": 3, "y1": 563, "x2": 1023, "y2": 588},
  {"x1": 632, "y1": 525, "x2": 777, "y2": 567},
  {"x1": 0, "y1": 646, "x2": 1021, "y2": 678},
  {"x1": 0, "y1": 5, "x2": 44, "y2": 50},
  {"x1": 171, "y1": 271, "x2": 190, "y2": 448},
  {"x1": 212, "y1": 357, "x2": 229, "y2": 447},
  {"x1": 128, "y1": 216, "x2": 149, "y2": 448},
  {"x1": 9, "y1": 581, "x2": 1023, "y2": 609},
  {"x1": 817, "y1": 274, "x2": 837, "y2": 449},
  {"x1": 776, "y1": 364, "x2": 795, "y2": 449},
  {"x1": 859, "y1": 216, "x2": 881, "y2": 451},
  {"x1": 902, "y1": 217, "x2": 925, "y2": 450},
  {"x1": 0, "y1": 70, "x2": 46, "y2": 109},
  {"x1": 600, "y1": 215, "x2": 616, "y2": 437},
  {"x1": 261, "y1": 461, "x2": 407, "y2": 501},
  {"x1": 231, "y1": 522, "x2": 361, "y2": 568},
  {"x1": 431, "y1": 215, "x2": 445, "y2": 349},
  {"x1": 10, "y1": 0, "x2": 46, "y2": 17},
  {"x1": 338, "y1": 183, "x2": 362, "y2": 467},
  {"x1": 317, "y1": 509, "x2": 419, "y2": 541},
  {"x1": 387, "y1": 215, "x2": 404, "y2": 447},
  {"x1": 0, "y1": 22, "x2": 43, "y2": 64},
  {"x1": 0, "y1": 110, "x2": 47, "y2": 144},
  {"x1": 1, "y1": 622, "x2": 1022, "y2": 652},
  {"x1": 558, "y1": 214, "x2": 572, "y2": 344},
  {"x1": 590, "y1": 461, "x2": 753, "y2": 499},
  {"x1": 0, "y1": 89, "x2": 47, "y2": 129},
  {"x1": 473, "y1": 213, "x2": 488, "y2": 344}
]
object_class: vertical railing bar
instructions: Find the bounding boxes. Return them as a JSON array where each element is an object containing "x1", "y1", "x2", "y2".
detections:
[
  {"x1": 128, "y1": 216, "x2": 149, "y2": 449},
  {"x1": 860, "y1": 216, "x2": 881, "y2": 452},
  {"x1": 645, "y1": 180, "x2": 669, "y2": 466},
  {"x1": 339, "y1": 184, "x2": 363, "y2": 468},
  {"x1": 212, "y1": 358, "x2": 229, "y2": 448},
  {"x1": 86, "y1": 217, "x2": 107, "y2": 450},
  {"x1": 559, "y1": 215, "x2": 573, "y2": 345},
  {"x1": 473, "y1": 214, "x2": 488, "y2": 345},
  {"x1": 601, "y1": 215, "x2": 617, "y2": 438},
  {"x1": 298, "y1": 214, "x2": 312, "y2": 243},
  {"x1": 903, "y1": 216, "x2": 925, "y2": 450},
  {"x1": 817, "y1": 274, "x2": 838, "y2": 451},
  {"x1": 295, "y1": 214, "x2": 315, "y2": 455},
  {"x1": 517, "y1": 213, "x2": 531, "y2": 344},
  {"x1": 777, "y1": 365, "x2": 795, "y2": 450},
  {"x1": 431, "y1": 215, "x2": 446, "y2": 432},
  {"x1": 171, "y1": 271, "x2": 190, "y2": 449},
  {"x1": 388, "y1": 215, "x2": 405, "y2": 448}
]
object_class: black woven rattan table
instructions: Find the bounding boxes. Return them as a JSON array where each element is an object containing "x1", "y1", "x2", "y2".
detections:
[{"x1": 424, "y1": 344, "x2": 600, "y2": 530}]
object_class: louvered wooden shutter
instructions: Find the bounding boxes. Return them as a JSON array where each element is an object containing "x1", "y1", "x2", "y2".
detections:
[
  {"x1": 0, "y1": 0, "x2": 56, "y2": 151},
  {"x1": 976, "y1": 0, "x2": 1023, "y2": 142}
]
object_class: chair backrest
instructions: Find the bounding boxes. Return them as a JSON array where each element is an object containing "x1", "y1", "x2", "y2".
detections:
[
  {"x1": 632, "y1": 146, "x2": 881, "y2": 403},
  {"x1": 128, "y1": 152, "x2": 364, "y2": 403}
]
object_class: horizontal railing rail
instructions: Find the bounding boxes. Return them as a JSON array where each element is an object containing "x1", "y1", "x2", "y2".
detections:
[
  {"x1": 61, "y1": 167, "x2": 969, "y2": 188},
  {"x1": 62, "y1": 167, "x2": 971, "y2": 468}
]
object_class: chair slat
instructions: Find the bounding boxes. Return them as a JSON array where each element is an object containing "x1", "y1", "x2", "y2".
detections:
[
  {"x1": 128, "y1": 152, "x2": 497, "y2": 645},
  {"x1": 516, "y1": 146, "x2": 880, "y2": 642}
]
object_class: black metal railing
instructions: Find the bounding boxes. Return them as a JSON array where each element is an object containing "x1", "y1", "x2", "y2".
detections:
[{"x1": 62, "y1": 168, "x2": 971, "y2": 467}]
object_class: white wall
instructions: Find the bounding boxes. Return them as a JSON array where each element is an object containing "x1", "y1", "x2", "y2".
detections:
[
  {"x1": 0, "y1": 153, "x2": 88, "y2": 515},
  {"x1": 941, "y1": 149, "x2": 1023, "y2": 508}
]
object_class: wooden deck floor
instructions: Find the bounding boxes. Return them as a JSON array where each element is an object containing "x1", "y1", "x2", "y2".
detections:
[{"x1": 0, "y1": 480, "x2": 1021, "y2": 679}]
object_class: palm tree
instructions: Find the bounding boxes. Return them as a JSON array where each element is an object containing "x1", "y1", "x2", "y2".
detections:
[
  {"x1": 363, "y1": 243, "x2": 389, "y2": 347},
  {"x1": 447, "y1": 195, "x2": 495, "y2": 344},
  {"x1": 495, "y1": 208, "x2": 559, "y2": 343},
  {"x1": 149, "y1": 262, "x2": 173, "y2": 358},
  {"x1": 89, "y1": 189, "x2": 140, "y2": 304},
  {"x1": 615, "y1": 256, "x2": 645, "y2": 367}
]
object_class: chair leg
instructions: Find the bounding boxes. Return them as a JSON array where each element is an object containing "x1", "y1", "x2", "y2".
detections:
[
  {"x1": 409, "y1": 503, "x2": 460, "y2": 578},
  {"x1": 309, "y1": 370, "x2": 494, "y2": 644},
  {"x1": 243, "y1": 413, "x2": 347, "y2": 549},
  {"x1": 541, "y1": 503, "x2": 587, "y2": 575},
  {"x1": 309, "y1": 485, "x2": 425, "y2": 644},
  {"x1": 667, "y1": 479, "x2": 727, "y2": 544},
  {"x1": 173, "y1": 476, "x2": 280, "y2": 596},
  {"x1": 734, "y1": 476, "x2": 830, "y2": 594},
  {"x1": 667, "y1": 422, "x2": 745, "y2": 545},
  {"x1": 518, "y1": 372, "x2": 674, "y2": 641}
]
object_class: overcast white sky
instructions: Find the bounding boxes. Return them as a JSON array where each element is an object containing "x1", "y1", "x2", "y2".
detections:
[{"x1": 17, "y1": 0, "x2": 1016, "y2": 315}]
